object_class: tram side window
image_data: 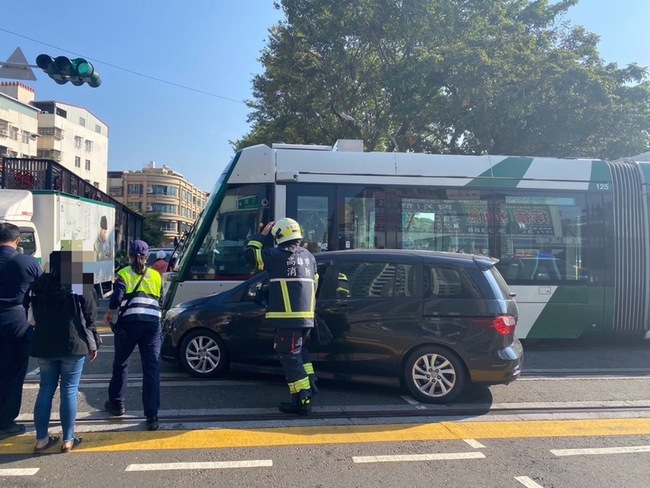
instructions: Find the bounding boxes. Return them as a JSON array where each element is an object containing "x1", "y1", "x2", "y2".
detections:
[
  {"x1": 494, "y1": 193, "x2": 589, "y2": 283},
  {"x1": 398, "y1": 190, "x2": 491, "y2": 255}
]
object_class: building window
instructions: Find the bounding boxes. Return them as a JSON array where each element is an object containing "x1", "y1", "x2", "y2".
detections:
[
  {"x1": 85, "y1": 159, "x2": 91, "y2": 170},
  {"x1": 151, "y1": 184, "x2": 178, "y2": 196},
  {"x1": 161, "y1": 221, "x2": 178, "y2": 232},
  {"x1": 75, "y1": 156, "x2": 81, "y2": 168},
  {"x1": 9, "y1": 127, "x2": 18, "y2": 140},
  {"x1": 95, "y1": 124, "x2": 101, "y2": 134},
  {"x1": 79, "y1": 117, "x2": 85, "y2": 127},
  {"x1": 85, "y1": 140, "x2": 93, "y2": 151},
  {"x1": 21, "y1": 131, "x2": 30, "y2": 143},
  {"x1": 151, "y1": 203, "x2": 177, "y2": 214},
  {"x1": 74, "y1": 136, "x2": 83, "y2": 148},
  {"x1": 128, "y1": 184, "x2": 143, "y2": 195}
]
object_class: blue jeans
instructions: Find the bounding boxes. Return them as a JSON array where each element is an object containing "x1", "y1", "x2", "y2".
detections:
[
  {"x1": 34, "y1": 356, "x2": 86, "y2": 442},
  {"x1": 108, "y1": 320, "x2": 161, "y2": 417}
]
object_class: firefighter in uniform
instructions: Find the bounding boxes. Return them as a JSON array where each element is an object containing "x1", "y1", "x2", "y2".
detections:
[
  {"x1": 245, "y1": 218, "x2": 318, "y2": 415},
  {"x1": 104, "y1": 240, "x2": 162, "y2": 430}
]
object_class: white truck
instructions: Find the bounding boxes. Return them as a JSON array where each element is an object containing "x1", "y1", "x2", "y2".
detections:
[{"x1": 0, "y1": 189, "x2": 116, "y2": 296}]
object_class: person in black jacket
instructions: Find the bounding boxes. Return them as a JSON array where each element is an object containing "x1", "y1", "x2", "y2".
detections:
[
  {"x1": 29, "y1": 250, "x2": 100, "y2": 453},
  {"x1": 0, "y1": 223, "x2": 41, "y2": 441},
  {"x1": 245, "y1": 218, "x2": 318, "y2": 415}
]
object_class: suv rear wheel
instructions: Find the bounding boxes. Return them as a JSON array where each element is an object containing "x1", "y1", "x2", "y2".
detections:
[
  {"x1": 179, "y1": 329, "x2": 228, "y2": 378},
  {"x1": 403, "y1": 345, "x2": 466, "y2": 403}
]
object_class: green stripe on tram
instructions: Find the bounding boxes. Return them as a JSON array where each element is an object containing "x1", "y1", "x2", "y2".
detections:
[
  {"x1": 588, "y1": 160, "x2": 612, "y2": 191},
  {"x1": 465, "y1": 157, "x2": 534, "y2": 188}
]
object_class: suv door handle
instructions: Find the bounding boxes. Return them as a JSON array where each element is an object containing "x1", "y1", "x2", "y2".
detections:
[{"x1": 328, "y1": 303, "x2": 351, "y2": 312}]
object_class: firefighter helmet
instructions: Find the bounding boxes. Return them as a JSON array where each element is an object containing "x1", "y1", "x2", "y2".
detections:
[{"x1": 272, "y1": 218, "x2": 303, "y2": 244}]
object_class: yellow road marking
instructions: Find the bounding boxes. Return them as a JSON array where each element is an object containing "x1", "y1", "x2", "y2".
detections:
[{"x1": 2, "y1": 418, "x2": 650, "y2": 454}]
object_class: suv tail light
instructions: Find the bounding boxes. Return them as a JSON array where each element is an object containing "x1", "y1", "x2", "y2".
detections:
[
  {"x1": 469, "y1": 315, "x2": 517, "y2": 335},
  {"x1": 493, "y1": 315, "x2": 516, "y2": 335}
]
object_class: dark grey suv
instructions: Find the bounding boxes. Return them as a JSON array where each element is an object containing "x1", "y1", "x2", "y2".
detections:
[{"x1": 162, "y1": 249, "x2": 523, "y2": 403}]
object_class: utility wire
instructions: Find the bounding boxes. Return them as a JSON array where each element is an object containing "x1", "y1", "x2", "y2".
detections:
[{"x1": 0, "y1": 27, "x2": 247, "y2": 104}]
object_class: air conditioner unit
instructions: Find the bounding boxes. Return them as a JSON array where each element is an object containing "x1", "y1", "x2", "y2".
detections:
[
  {"x1": 146, "y1": 187, "x2": 154, "y2": 193},
  {"x1": 146, "y1": 205, "x2": 153, "y2": 211}
]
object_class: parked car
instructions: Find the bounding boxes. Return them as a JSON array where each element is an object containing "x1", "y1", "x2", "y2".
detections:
[{"x1": 162, "y1": 249, "x2": 523, "y2": 403}]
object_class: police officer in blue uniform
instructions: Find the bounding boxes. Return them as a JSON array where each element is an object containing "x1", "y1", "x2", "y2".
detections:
[
  {"x1": 245, "y1": 218, "x2": 318, "y2": 415},
  {"x1": 103, "y1": 240, "x2": 162, "y2": 430},
  {"x1": 0, "y1": 223, "x2": 41, "y2": 439}
]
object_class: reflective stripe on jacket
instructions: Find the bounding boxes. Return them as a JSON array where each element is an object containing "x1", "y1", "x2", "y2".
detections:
[{"x1": 116, "y1": 266, "x2": 162, "y2": 321}]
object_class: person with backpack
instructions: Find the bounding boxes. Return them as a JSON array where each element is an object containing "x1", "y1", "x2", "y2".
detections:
[
  {"x1": 28, "y1": 250, "x2": 100, "y2": 453},
  {"x1": 0, "y1": 223, "x2": 41, "y2": 441},
  {"x1": 103, "y1": 240, "x2": 163, "y2": 431}
]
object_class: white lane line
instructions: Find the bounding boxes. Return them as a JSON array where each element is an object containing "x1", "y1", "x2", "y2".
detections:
[
  {"x1": 400, "y1": 396, "x2": 427, "y2": 409},
  {"x1": 125, "y1": 460, "x2": 273, "y2": 471},
  {"x1": 0, "y1": 468, "x2": 40, "y2": 476},
  {"x1": 515, "y1": 476, "x2": 546, "y2": 488},
  {"x1": 463, "y1": 439, "x2": 485, "y2": 449},
  {"x1": 353, "y1": 452, "x2": 485, "y2": 463},
  {"x1": 551, "y1": 445, "x2": 650, "y2": 457}
]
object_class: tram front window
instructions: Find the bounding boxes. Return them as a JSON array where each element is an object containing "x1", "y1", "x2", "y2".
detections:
[{"x1": 186, "y1": 184, "x2": 270, "y2": 280}]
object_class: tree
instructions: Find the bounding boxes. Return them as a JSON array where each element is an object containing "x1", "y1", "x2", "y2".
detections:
[
  {"x1": 142, "y1": 212, "x2": 165, "y2": 247},
  {"x1": 234, "y1": 0, "x2": 650, "y2": 160}
]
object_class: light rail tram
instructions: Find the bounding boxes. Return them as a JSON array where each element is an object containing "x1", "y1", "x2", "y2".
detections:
[{"x1": 163, "y1": 140, "x2": 650, "y2": 340}]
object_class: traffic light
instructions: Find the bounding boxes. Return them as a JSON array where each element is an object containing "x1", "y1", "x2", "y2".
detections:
[{"x1": 35, "y1": 54, "x2": 102, "y2": 88}]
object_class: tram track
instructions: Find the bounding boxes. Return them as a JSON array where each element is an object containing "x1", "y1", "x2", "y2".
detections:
[{"x1": 43, "y1": 402, "x2": 650, "y2": 426}]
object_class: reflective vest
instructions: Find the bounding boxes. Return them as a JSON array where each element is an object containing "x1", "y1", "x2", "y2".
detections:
[
  {"x1": 246, "y1": 236, "x2": 317, "y2": 328},
  {"x1": 116, "y1": 266, "x2": 162, "y2": 321}
]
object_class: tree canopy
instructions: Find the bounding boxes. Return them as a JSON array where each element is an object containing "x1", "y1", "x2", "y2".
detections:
[{"x1": 234, "y1": 0, "x2": 650, "y2": 160}]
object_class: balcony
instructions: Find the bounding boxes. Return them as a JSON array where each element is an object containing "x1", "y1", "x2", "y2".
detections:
[{"x1": 36, "y1": 149, "x2": 62, "y2": 162}]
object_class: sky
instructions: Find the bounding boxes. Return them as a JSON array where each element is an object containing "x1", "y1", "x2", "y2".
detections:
[{"x1": 1, "y1": 1, "x2": 649, "y2": 193}]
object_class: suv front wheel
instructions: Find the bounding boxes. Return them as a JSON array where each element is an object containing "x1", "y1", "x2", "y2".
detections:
[
  {"x1": 403, "y1": 345, "x2": 467, "y2": 403},
  {"x1": 179, "y1": 329, "x2": 228, "y2": 378}
]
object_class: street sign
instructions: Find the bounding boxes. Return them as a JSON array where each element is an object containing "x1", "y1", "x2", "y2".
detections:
[
  {"x1": 0, "y1": 47, "x2": 37, "y2": 81},
  {"x1": 237, "y1": 196, "x2": 258, "y2": 210}
]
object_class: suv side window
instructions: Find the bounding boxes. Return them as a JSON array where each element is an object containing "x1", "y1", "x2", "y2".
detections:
[
  {"x1": 425, "y1": 264, "x2": 484, "y2": 299},
  {"x1": 337, "y1": 261, "x2": 417, "y2": 298}
]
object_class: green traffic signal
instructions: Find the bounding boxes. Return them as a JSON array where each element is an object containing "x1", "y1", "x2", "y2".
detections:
[{"x1": 35, "y1": 53, "x2": 101, "y2": 87}]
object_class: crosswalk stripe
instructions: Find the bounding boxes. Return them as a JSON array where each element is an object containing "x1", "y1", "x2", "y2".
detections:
[
  {"x1": 125, "y1": 460, "x2": 272, "y2": 471},
  {"x1": 515, "y1": 476, "x2": 546, "y2": 488},
  {"x1": 353, "y1": 452, "x2": 485, "y2": 463},
  {"x1": 0, "y1": 468, "x2": 39, "y2": 476},
  {"x1": 551, "y1": 445, "x2": 650, "y2": 456}
]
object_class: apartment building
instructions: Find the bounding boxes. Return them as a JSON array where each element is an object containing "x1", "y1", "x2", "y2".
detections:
[
  {"x1": 0, "y1": 82, "x2": 109, "y2": 191},
  {"x1": 108, "y1": 162, "x2": 208, "y2": 246},
  {"x1": 0, "y1": 82, "x2": 39, "y2": 159},
  {"x1": 32, "y1": 100, "x2": 109, "y2": 191}
]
